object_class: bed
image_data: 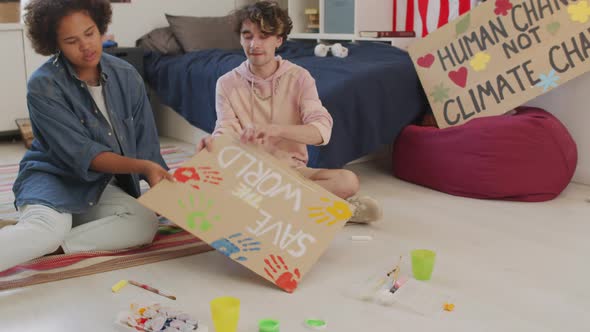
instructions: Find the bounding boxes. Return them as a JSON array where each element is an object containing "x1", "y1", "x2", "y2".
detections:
[{"x1": 143, "y1": 40, "x2": 429, "y2": 168}]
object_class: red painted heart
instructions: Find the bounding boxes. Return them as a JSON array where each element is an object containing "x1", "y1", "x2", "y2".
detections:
[
  {"x1": 448, "y1": 67, "x2": 468, "y2": 88},
  {"x1": 417, "y1": 54, "x2": 435, "y2": 68}
]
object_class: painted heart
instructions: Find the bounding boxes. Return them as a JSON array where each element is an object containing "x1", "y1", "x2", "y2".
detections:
[
  {"x1": 547, "y1": 22, "x2": 560, "y2": 35},
  {"x1": 417, "y1": 54, "x2": 435, "y2": 68},
  {"x1": 448, "y1": 67, "x2": 468, "y2": 88}
]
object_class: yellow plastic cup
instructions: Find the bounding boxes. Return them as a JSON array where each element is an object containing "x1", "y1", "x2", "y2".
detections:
[
  {"x1": 210, "y1": 296, "x2": 240, "y2": 332},
  {"x1": 411, "y1": 249, "x2": 436, "y2": 280}
]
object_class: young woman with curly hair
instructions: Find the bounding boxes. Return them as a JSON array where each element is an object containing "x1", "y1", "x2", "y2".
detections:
[{"x1": 0, "y1": 0, "x2": 173, "y2": 271}]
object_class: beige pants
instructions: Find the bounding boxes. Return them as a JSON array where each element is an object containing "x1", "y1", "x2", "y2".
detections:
[{"x1": 0, "y1": 185, "x2": 158, "y2": 272}]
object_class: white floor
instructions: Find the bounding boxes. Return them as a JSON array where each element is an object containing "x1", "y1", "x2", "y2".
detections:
[{"x1": 0, "y1": 137, "x2": 589, "y2": 332}]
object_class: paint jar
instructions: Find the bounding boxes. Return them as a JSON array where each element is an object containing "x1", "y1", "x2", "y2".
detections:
[
  {"x1": 210, "y1": 296, "x2": 240, "y2": 332},
  {"x1": 411, "y1": 249, "x2": 436, "y2": 280},
  {"x1": 304, "y1": 319, "x2": 328, "y2": 330},
  {"x1": 259, "y1": 318, "x2": 280, "y2": 332}
]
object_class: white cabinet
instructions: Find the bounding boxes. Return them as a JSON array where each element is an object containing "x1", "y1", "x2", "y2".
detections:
[
  {"x1": 0, "y1": 24, "x2": 28, "y2": 132},
  {"x1": 284, "y1": 0, "x2": 415, "y2": 48}
]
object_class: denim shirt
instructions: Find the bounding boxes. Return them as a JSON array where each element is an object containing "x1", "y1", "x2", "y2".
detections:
[{"x1": 12, "y1": 53, "x2": 167, "y2": 213}]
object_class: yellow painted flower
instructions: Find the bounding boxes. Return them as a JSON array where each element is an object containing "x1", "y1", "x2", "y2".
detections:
[
  {"x1": 568, "y1": 1, "x2": 590, "y2": 23},
  {"x1": 469, "y1": 52, "x2": 491, "y2": 72}
]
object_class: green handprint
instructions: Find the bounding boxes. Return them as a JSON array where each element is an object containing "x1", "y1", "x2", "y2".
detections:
[{"x1": 178, "y1": 193, "x2": 220, "y2": 232}]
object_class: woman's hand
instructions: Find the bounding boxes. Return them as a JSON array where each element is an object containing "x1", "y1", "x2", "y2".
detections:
[{"x1": 141, "y1": 160, "x2": 174, "y2": 188}]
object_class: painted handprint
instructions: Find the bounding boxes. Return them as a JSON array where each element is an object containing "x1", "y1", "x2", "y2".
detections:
[
  {"x1": 173, "y1": 166, "x2": 223, "y2": 190},
  {"x1": 264, "y1": 254, "x2": 300, "y2": 293},
  {"x1": 211, "y1": 233, "x2": 261, "y2": 261},
  {"x1": 178, "y1": 193, "x2": 220, "y2": 232},
  {"x1": 308, "y1": 197, "x2": 353, "y2": 226}
]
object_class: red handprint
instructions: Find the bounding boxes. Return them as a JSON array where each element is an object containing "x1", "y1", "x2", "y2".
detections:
[
  {"x1": 494, "y1": 0, "x2": 513, "y2": 16},
  {"x1": 173, "y1": 166, "x2": 223, "y2": 189},
  {"x1": 264, "y1": 254, "x2": 301, "y2": 293}
]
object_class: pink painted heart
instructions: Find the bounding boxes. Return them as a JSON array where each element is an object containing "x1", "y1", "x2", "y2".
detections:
[
  {"x1": 417, "y1": 54, "x2": 435, "y2": 68},
  {"x1": 448, "y1": 67, "x2": 468, "y2": 88}
]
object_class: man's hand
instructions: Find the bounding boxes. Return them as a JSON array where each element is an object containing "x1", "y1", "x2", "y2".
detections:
[
  {"x1": 196, "y1": 135, "x2": 214, "y2": 153},
  {"x1": 240, "y1": 124, "x2": 280, "y2": 145},
  {"x1": 141, "y1": 160, "x2": 174, "y2": 188}
]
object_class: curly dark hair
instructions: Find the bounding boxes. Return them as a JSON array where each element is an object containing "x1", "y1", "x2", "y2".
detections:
[
  {"x1": 24, "y1": 0, "x2": 112, "y2": 56},
  {"x1": 232, "y1": 1, "x2": 292, "y2": 41}
]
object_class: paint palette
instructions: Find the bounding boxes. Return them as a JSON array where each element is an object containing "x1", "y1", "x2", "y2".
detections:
[{"x1": 115, "y1": 303, "x2": 208, "y2": 332}]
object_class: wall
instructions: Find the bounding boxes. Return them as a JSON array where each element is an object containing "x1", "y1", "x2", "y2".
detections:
[
  {"x1": 356, "y1": 0, "x2": 394, "y2": 32},
  {"x1": 23, "y1": 0, "x2": 237, "y2": 77},
  {"x1": 109, "y1": 0, "x2": 236, "y2": 46},
  {"x1": 352, "y1": 0, "x2": 588, "y2": 185},
  {"x1": 14, "y1": 0, "x2": 590, "y2": 185},
  {"x1": 18, "y1": 0, "x2": 238, "y2": 143},
  {"x1": 525, "y1": 73, "x2": 590, "y2": 185}
]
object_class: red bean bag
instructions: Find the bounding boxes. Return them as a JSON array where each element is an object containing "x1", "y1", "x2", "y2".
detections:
[{"x1": 392, "y1": 107, "x2": 577, "y2": 202}]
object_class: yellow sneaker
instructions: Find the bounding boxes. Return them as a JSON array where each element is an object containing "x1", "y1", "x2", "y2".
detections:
[{"x1": 347, "y1": 196, "x2": 382, "y2": 223}]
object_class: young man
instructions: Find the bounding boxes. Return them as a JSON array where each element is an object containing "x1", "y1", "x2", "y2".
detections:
[{"x1": 198, "y1": 1, "x2": 381, "y2": 223}]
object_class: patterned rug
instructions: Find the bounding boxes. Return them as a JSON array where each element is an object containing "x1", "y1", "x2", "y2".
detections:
[
  {"x1": 0, "y1": 232, "x2": 210, "y2": 291},
  {"x1": 0, "y1": 145, "x2": 213, "y2": 290}
]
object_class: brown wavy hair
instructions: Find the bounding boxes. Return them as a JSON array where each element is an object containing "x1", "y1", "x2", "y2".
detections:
[
  {"x1": 232, "y1": 1, "x2": 293, "y2": 41},
  {"x1": 24, "y1": 0, "x2": 112, "y2": 56}
]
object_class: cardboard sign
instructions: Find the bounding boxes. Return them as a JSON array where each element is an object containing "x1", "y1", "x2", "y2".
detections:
[
  {"x1": 138, "y1": 135, "x2": 352, "y2": 293},
  {"x1": 409, "y1": 0, "x2": 590, "y2": 128}
]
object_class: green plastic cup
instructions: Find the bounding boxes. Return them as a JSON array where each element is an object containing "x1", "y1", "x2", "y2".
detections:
[
  {"x1": 411, "y1": 249, "x2": 436, "y2": 280},
  {"x1": 210, "y1": 296, "x2": 240, "y2": 332},
  {"x1": 259, "y1": 318, "x2": 280, "y2": 332}
]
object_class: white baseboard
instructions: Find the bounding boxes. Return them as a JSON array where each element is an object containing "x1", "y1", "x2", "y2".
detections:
[
  {"x1": 346, "y1": 144, "x2": 392, "y2": 165},
  {"x1": 150, "y1": 91, "x2": 208, "y2": 145}
]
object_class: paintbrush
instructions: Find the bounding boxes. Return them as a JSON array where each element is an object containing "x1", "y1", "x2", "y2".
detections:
[
  {"x1": 112, "y1": 279, "x2": 176, "y2": 300},
  {"x1": 129, "y1": 280, "x2": 177, "y2": 300},
  {"x1": 387, "y1": 256, "x2": 403, "y2": 279}
]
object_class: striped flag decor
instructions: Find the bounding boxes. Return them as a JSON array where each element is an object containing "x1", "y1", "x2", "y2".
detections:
[{"x1": 393, "y1": 0, "x2": 477, "y2": 37}]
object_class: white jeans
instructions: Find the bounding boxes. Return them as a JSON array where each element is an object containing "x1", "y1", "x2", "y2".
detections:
[{"x1": 0, "y1": 185, "x2": 159, "y2": 272}]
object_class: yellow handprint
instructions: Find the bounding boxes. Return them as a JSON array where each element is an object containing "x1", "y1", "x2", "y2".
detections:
[
  {"x1": 308, "y1": 198, "x2": 353, "y2": 226},
  {"x1": 568, "y1": 1, "x2": 590, "y2": 23},
  {"x1": 469, "y1": 52, "x2": 491, "y2": 72}
]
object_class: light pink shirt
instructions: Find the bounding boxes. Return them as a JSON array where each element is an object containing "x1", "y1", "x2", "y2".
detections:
[{"x1": 213, "y1": 57, "x2": 333, "y2": 168}]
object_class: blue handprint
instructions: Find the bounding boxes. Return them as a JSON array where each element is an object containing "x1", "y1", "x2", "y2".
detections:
[{"x1": 211, "y1": 233, "x2": 262, "y2": 261}]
